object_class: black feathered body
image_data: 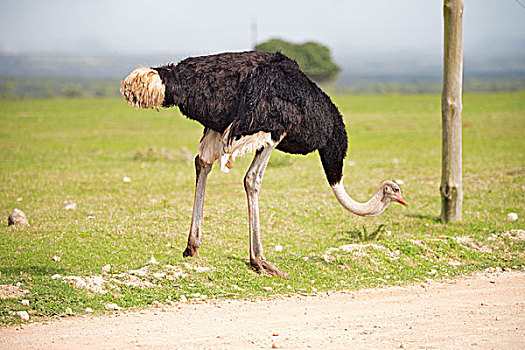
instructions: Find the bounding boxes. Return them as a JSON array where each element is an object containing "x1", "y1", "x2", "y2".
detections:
[{"x1": 154, "y1": 51, "x2": 348, "y2": 185}]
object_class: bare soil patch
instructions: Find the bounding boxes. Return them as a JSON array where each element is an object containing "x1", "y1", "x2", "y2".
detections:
[
  {"x1": 1, "y1": 271, "x2": 524, "y2": 349},
  {"x1": 0, "y1": 285, "x2": 28, "y2": 300}
]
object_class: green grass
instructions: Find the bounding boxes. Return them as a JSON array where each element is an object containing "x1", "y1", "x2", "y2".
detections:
[{"x1": 1, "y1": 92, "x2": 524, "y2": 324}]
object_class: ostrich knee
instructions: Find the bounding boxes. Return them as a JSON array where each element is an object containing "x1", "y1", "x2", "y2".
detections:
[{"x1": 244, "y1": 170, "x2": 263, "y2": 195}]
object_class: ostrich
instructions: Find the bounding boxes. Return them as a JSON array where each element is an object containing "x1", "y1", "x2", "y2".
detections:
[{"x1": 120, "y1": 51, "x2": 407, "y2": 278}]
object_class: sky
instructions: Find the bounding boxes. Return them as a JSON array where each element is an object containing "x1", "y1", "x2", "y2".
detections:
[{"x1": 0, "y1": 0, "x2": 524, "y2": 59}]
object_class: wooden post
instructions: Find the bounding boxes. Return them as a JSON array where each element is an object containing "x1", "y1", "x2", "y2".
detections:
[{"x1": 440, "y1": 0, "x2": 463, "y2": 222}]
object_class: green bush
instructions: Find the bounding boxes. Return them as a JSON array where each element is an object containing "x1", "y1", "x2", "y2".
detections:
[{"x1": 255, "y1": 38, "x2": 340, "y2": 83}]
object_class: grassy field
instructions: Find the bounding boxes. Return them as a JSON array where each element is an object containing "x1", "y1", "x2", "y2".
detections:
[{"x1": 1, "y1": 92, "x2": 524, "y2": 324}]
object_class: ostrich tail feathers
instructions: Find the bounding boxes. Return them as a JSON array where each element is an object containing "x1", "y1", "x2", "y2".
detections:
[{"x1": 120, "y1": 67, "x2": 165, "y2": 110}]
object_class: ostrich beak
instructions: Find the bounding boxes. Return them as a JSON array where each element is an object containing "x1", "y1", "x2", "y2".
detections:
[{"x1": 394, "y1": 193, "x2": 407, "y2": 206}]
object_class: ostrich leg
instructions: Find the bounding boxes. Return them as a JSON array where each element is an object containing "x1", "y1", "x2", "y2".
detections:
[
  {"x1": 183, "y1": 155, "x2": 212, "y2": 258},
  {"x1": 244, "y1": 144, "x2": 288, "y2": 278}
]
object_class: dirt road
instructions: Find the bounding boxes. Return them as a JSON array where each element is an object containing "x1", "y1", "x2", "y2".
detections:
[{"x1": 1, "y1": 271, "x2": 524, "y2": 349}]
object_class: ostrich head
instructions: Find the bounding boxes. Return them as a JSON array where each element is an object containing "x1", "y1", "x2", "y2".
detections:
[
  {"x1": 120, "y1": 67, "x2": 165, "y2": 109},
  {"x1": 380, "y1": 180, "x2": 407, "y2": 207}
]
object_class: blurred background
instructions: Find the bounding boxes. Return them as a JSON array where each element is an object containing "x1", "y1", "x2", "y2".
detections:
[{"x1": 0, "y1": 0, "x2": 524, "y2": 97}]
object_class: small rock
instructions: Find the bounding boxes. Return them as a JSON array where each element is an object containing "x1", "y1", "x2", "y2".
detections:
[
  {"x1": 274, "y1": 244, "x2": 283, "y2": 252},
  {"x1": 179, "y1": 295, "x2": 188, "y2": 303},
  {"x1": 231, "y1": 284, "x2": 243, "y2": 291},
  {"x1": 15, "y1": 311, "x2": 29, "y2": 321},
  {"x1": 62, "y1": 203, "x2": 77, "y2": 210},
  {"x1": 122, "y1": 177, "x2": 132, "y2": 183},
  {"x1": 149, "y1": 256, "x2": 159, "y2": 265},
  {"x1": 395, "y1": 179, "x2": 405, "y2": 185},
  {"x1": 263, "y1": 286, "x2": 273, "y2": 292},
  {"x1": 101, "y1": 264, "x2": 111, "y2": 274},
  {"x1": 8, "y1": 209, "x2": 29, "y2": 226},
  {"x1": 85, "y1": 307, "x2": 94, "y2": 313},
  {"x1": 20, "y1": 299, "x2": 30, "y2": 306},
  {"x1": 104, "y1": 303, "x2": 122, "y2": 311},
  {"x1": 506, "y1": 213, "x2": 518, "y2": 221}
]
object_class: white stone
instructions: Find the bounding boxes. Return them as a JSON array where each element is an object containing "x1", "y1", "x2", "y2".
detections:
[
  {"x1": 122, "y1": 177, "x2": 132, "y2": 183},
  {"x1": 51, "y1": 274, "x2": 62, "y2": 280},
  {"x1": 85, "y1": 307, "x2": 94, "y2": 313},
  {"x1": 8, "y1": 209, "x2": 29, "y2": 226},
  {"x1": 231, "y1": 284, "x2": 243, "y2": 291},
  {"x1": 16, "y1": 311, "x2": 29, "y2": 321},
  {"x1": 149, "y1": 256, "x2": 158, "y2": 265},
  {"x1": 395, "y1": 179, "x2": 405, "y2": 185},
  {"x1": 179, "y1": 295, "x2": 188, "y2": 303},
  {"x1": 274, "y1": 244, "x2": 283, "y2": 252},
  {"x1": 104, "y1": 303, "x2": 122, "y2": 310},
  {"x1": 263, "y1": 286, "x2": 273, "y2": 292},
  {"x1": 20, "y1": 299, "x2": 30, "y2": 306},
  {"x1": 62, "y1": 203, "x2": 77, "y2": 210},
  {"x1": 506, "y1": 213, "x2": 518, "y2": 221}
]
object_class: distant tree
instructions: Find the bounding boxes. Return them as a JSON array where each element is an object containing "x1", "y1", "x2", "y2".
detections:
[{"x1": 255, "y1": 38, "x2": 340, "y2": 83}]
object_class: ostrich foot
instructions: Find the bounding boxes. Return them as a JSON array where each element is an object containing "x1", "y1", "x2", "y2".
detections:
[
  {"x1": 251, "y1": 258, "x2": 288, "y2": 279},
  {"x1": 183, "y1": 246, "x2": 200, "y2": 258}
]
